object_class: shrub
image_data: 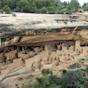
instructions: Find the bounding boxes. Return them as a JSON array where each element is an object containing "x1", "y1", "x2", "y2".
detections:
[
  {"x1": 2, "y1": 5, "x2": 11, "y2": 14},
  {"x1": 61, "y1": 70, "x2": 85, "y2": 88},
  {"x1": 21, "y1": 69, "x2": 86, "y2": 88}
]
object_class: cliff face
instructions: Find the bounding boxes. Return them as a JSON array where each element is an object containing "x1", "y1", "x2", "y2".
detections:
[
  {"x1": 0, "y1": 13, "x2": 88, "y2": 88},
  {"x1": 0, "y1": 12, "x2": 88, "y2": 38}
]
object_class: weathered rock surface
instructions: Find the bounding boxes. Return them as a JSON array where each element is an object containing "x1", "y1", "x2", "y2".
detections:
[{"x1": 0, "y1": 12, "x2": 88, "y2": 38}]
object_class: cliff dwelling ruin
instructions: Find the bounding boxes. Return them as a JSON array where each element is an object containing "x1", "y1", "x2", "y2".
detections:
[{"x1": 0, "y1": 12, "x2": 88, "y2": 88}]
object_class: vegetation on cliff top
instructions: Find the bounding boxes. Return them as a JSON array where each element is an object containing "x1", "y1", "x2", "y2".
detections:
[{"x1": 0, "y1": 0, "x2": 88, "y2": 14}]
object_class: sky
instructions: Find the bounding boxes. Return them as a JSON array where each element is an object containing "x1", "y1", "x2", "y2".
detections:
[{"x1": 61, "y1": 0, "x2": 88, "y2": 6}]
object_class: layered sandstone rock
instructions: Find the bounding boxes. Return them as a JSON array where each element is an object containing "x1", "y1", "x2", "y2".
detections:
[{"x1": 0, "y1": 13, "x2": 88, "y2": 38}]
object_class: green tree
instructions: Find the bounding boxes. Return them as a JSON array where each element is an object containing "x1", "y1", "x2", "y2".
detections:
[
  {"x1": 2, "y1": 5, "x2": 11, "y2": 14},
  {"x1": 34, "y1": 0, "x2": 56, "y2": 13},
  {"x1": 0, "y1": 0, "x2": 5, "y2": 8},
  {"x1": 15, "y1": 0, "x2": 30, "y2": 12},
  {"x1": 0, "y1": 0, "x2": 86, "y2": 14},
  {"x1": 54, "y1": 0, "x2": 64, "y2": 14},
  {"x1": 82, "y1": 3, "x2": 88, "y2": 11},
  {"x1": 68, "y1": 0, "x2": 80, "y2": 13},
  {"x1": 5, "y1": 0, "x2": 18, "y2": 11}
]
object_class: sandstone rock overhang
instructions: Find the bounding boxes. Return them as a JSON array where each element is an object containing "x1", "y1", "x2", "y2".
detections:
[
  {"x1": 11, "y1": 33, "x2": 82, "y2": 46},
  {"x1": 0, "y1": 13, "x2": 88, "y2": 38}
]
